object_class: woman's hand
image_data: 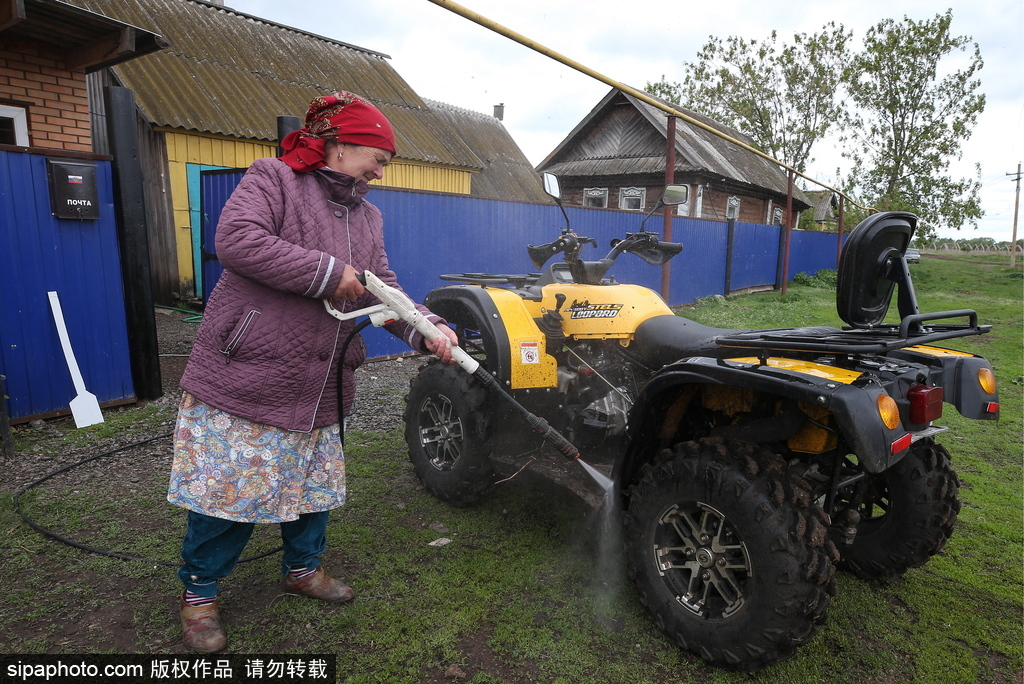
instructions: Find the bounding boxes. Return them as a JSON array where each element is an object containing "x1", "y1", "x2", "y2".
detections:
[
  {"x1": 332, "y1": 264, "x2": 365, "y2": 301},
  {"x1": 425, "y1": 324, "x2": 459, "y2": 364}
]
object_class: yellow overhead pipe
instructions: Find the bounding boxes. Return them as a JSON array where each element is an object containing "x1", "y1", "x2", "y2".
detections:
[{"x1": 426, "y1": 0, "x2": 870, "y2": 211}]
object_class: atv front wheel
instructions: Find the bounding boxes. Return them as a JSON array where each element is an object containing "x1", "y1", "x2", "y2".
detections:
[
  {"x1": 404, "y1": 360, "x2": 494, "y2": 506},
  {"x1": 623, "y1": 438, "x2": 838, "y2": 671},
  {"x1": 833, "y1": 438, "x2": 960, "y2": 579}
]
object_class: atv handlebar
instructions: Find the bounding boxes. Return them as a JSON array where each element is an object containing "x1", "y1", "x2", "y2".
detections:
[{"x1": 527, "y1": 229, "x2": 681, "y2": 271}]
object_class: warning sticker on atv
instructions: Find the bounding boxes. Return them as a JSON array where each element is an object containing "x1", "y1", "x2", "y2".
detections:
[
  {"x1": 520, "y1": 341, "x2": 540, "y2": 364},
  {"x1": 567, "y1": 301, "x2": 623, "y2": 319}
]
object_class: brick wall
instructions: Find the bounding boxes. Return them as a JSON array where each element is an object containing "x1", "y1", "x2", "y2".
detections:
[{"x1": 0, "y1": 35, "x2": 91, "y2": 152}]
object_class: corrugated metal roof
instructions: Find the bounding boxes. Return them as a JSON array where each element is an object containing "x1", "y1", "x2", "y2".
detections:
[
  {"x1": 539, "y1": 89, "x2": 808, "y2": 206},
  {"x1": 425, "y1": 100, "x2": 549, "y2": 203},
  {"x1": 63, "y1": 0, "x2": 483, "y2": 169}
]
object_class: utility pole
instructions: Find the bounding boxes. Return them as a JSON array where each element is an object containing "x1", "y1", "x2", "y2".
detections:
[{"x1": 1009, "y1": 163, "x2": 1021, "y2": 268}]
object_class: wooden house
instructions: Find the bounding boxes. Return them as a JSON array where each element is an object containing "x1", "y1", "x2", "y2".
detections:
[
  {"x1": 63, "y1": 0, "x2": 543, "y2": 303},
  {"x1": 538, "y1": 89, "x2": 810, "y2": 225},
  {"x1": 802, "y1": 189, "x2": 838, "y2": 230}
]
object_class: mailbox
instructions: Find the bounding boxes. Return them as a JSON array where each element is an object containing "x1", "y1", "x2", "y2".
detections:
[{"x1": 46, "y1": 158, "x2": 100, "y2": 220}]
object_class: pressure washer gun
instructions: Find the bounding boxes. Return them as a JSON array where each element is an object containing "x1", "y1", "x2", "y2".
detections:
[{"x1": 323, "y1": 271, "x2": 581, "y2": 462}]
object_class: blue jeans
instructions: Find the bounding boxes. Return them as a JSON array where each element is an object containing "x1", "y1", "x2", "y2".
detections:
[{"x1": 178, "y1": 510, "x2": 330, "y2": 597}]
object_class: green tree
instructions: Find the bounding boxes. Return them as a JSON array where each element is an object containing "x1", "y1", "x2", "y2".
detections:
[
  {"x1": 647, "y1": 24, "x2": 851, "y2": 174},
  {"x1": 842, "y1": 10, "x2": 985, "y2": 238}
]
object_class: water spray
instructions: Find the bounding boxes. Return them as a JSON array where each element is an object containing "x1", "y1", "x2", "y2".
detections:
[{"x1": 324, "y1": 272, "x2": 613, "y2": 491}]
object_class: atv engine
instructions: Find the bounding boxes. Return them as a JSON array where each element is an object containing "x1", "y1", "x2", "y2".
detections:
[{"x1": 557, "y1": 342, "x2": 643, "y2": 450}]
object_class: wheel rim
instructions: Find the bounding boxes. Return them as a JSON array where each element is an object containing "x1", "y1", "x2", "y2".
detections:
[
  {"x1": 653, "y1": 502, "x2": 751, "y2": 618},
  {"x1": 417, "y1": 393, "x2": 465, "y2": 471}
]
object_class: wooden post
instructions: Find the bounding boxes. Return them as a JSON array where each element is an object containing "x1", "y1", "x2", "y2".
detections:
[{"x1": 104, "y1": 86, "x2": 162, "y2": 401}]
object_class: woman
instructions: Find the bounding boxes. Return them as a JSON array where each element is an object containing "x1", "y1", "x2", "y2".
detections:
[{"x1": 167, "y1": 91, "x2": 458, "y2": 653}]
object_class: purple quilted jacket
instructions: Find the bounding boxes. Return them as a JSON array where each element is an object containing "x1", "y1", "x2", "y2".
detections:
[{"x1": 179, "y1": 157, "x2": 442, "y2": 432}]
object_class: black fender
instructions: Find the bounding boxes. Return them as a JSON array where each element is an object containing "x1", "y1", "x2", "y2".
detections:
[
  {"x1": 617, "y1": 356, "x2": 907, "y2": 487},
  {"x1": 424, "y1": 285, "x2": 513, "y2": 384},
  {"x1": 887, "y1": 348, "x2": 1000, "y2": 420}
]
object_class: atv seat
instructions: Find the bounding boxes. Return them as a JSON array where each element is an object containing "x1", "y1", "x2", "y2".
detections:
[{"x1": 633, "y1": 315, "x2": 844, "y2": 369}]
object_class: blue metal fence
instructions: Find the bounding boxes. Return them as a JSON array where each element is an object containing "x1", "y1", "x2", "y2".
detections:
[
  {"x1": 0, "y1": 150, "x2": 134, "y2": 420},
  {"x1": 199, "y1": 171, "x2": 844, "y2": 360}
]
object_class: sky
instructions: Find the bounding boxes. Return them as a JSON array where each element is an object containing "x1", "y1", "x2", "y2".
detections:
[{"x1": 228, "y1": 0, "x2": 1023, "y2": 243}]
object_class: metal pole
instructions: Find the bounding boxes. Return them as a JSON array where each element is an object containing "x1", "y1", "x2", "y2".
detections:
[
  {"x1": 780, "y1": 170, "x2": 795, "y2": 295},
  {"x1": 837, "y1": 195, "x2": 845, "y2": 265},
  {"x1": 725, "y1": 219, "x2": 736, "y2": 294},
  {"x1": 661, "y1": 115, "x2": 676, "y2": 302}
]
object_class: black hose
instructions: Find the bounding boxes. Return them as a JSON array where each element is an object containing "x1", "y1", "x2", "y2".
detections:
[
  {"x1": 13, "y1": 432, "x2": 282, "y2": 567},
  {"x1": 337, "y1": 318, "x2": 374, "y2": 447}
]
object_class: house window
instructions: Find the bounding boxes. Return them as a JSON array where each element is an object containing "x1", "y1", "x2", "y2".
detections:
[
  {"x1": 618, "y1": 186, "x2": 646, "y2": 211},
  {"x1": 0, "y1": 105, "x2": 29, "y2": 146},
  {"x1": 773, "y1": 207, "x2": 785, "y2": 226},
  {"x1": 726, "y1": 196, "x2": 741, "y2": 220},
  {"x1": 583, "y1": 187, "x2": 608, "y2": 208}
]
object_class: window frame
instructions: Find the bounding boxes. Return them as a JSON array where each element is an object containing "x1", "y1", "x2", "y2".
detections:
[
  {"x1": 726, "y1": 195, "x2": 742, "y2": 220},
  {"x1": 618, "y1": 186, "x2": 646, "y2": 211},
  {"x1": 583, "y1": 187, "x2": 608, "y2": 208},
  {"x1": 0, "y1": 104, "x2": 29, "y2": 146}
]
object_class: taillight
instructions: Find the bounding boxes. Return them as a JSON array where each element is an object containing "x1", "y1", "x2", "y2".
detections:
[
  {"x1": 908, "y1": 385, "x2": 943, "y2": 424},
  {"x1": 877, "y1": 395, "x2": 900, "y2": 429}
]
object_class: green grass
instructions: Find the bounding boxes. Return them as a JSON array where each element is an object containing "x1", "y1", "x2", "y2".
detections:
[{"x1": 0, "y1": 254, "x2": 1020, "y2": 683}]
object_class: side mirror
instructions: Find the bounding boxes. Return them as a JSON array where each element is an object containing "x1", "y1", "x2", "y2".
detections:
[
  {"x1": 542, "y1": 172, "x2": 561, "y2": 201},
  {"x1": 662, "y1": 184, "x2": 688, "y2": 206}
]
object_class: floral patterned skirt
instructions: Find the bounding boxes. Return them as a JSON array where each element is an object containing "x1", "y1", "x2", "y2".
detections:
[{"x1": 167, "y1": 392, "x2": 345, "y2": 523}]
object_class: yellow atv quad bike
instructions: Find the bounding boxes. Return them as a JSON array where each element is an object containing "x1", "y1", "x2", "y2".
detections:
[{"x1": 403, "y1": 174, "x2": 999, "y2": 671}]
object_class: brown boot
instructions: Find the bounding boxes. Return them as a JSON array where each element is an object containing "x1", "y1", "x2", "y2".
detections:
[
  {"x1": 281, "y1": 567, "x2": 355, "y2": 603},
  {"x1": 180, "y1": 596, "x2": 227, "y2": 653}
]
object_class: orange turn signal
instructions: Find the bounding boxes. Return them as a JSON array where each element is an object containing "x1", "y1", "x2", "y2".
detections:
[
  {"x1": 978, "y1": 368, "x2": 997, "y2": 395},
  {"x1": 877, "y1": 395, "x2": 901, "y2": 429}
]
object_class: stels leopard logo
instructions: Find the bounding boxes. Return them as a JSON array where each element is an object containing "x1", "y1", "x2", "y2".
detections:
[{"x1": 567, "y1": 300, "x2": 623, "y2": 319}]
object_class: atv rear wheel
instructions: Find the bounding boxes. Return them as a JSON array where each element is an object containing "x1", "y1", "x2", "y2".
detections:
[
  {"x1": 404, "y1": 360, "x2": 494, "y2": 506},
  {"x1": 833, "y1": 438, "x2": 960, "y2": 579},
  {"x1": 623, "y1": 438, "x2": 838, "y2": 671}
]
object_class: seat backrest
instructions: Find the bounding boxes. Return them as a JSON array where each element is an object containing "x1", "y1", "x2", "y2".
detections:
[{"x1": 836, "y1": 212, "x2": 917, "y2": 328}]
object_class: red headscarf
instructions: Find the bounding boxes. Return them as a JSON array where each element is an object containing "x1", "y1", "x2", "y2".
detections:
[{"x1": 279, "y1": 91, "x2": 397, "y2": 173}]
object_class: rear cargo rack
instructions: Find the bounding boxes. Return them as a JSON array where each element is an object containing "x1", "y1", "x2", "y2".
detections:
[{"x1": 717, "y1": 310, "x2": 989, "y2": 354}]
